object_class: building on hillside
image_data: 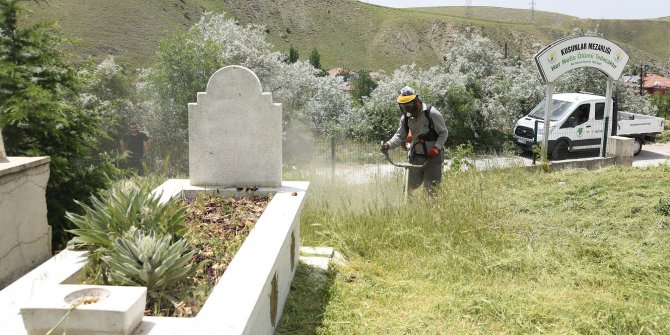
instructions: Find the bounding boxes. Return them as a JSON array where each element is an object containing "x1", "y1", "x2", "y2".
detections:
[
  {"x1": 622, "y1": 74, "x2": 670, "y2": 95},
  {"x1": 642, "y1": 74, "x2": 670, "y2": 95},
  {"x1": 326, "y1": 67, "x2": 358, "y2": 91},
  {"x1": 326, "y1": 67, "x2": 357, "y2": 77}
]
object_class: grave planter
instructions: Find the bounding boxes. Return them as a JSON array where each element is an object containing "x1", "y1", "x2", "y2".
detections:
[
  {"x1": 20, "y1": 285, "x2": 146, "y2": 335},
  {"x1": 1, "y1": 180, "x2": 308, "y2": 335},
  {"x1": 152, "y1": 179, "x2": 309, "y2": 334}
]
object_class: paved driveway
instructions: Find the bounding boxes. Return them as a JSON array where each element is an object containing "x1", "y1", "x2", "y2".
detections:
[{"x1": 633, "y1": 142, "x2": 670, "y2": 167}]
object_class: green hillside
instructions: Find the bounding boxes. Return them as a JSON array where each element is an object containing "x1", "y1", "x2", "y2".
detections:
[
  {"x1": 410, "y1": 6, "x2": 577, "y2": 26},
  {"x1": 21, "y1": 0, "x2": 670, "y2": 73},
  {"x1": 22, "y1": 0, "x2": 224, "y2": 65}
]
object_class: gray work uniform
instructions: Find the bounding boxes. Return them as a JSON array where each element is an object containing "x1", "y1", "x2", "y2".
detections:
[{"x1": 387, "y1": 103, "x2": 448, "y2": 194}]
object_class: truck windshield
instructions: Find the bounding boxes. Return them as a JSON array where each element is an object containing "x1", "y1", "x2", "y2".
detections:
[{"x1": 527, "y1": 98, "x2": 576, "y2": 121}]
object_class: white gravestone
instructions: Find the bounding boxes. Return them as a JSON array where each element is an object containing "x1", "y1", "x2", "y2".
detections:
[{"x1": 188, "y1": 65, "x2": 282, "y2": 187}]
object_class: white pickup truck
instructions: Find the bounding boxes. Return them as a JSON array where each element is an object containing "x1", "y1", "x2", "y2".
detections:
[{"x1": 513, "y1": 93, "x2": 665, "y2": 159}]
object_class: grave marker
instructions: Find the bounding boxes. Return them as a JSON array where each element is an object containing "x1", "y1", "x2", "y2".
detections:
[{"x1": 188, "y1": 66, "x2": 282, "y2": 187}]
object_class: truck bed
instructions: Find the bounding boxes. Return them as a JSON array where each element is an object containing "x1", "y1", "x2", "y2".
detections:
[{"x1": 616, "y1": 112, "x2": 665, "y2": 136}]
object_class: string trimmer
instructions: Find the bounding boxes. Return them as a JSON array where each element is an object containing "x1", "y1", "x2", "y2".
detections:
[
  {"x1": 380, "y1": 141, "x2": 428, "y2": 169},
  {"x1": 380, "y1": 141, "x2": 429, "y2": 200}
]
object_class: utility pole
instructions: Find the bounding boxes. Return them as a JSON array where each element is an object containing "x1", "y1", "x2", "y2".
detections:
[
  {"x1": 530, "y1": 0, "x2": 536, "y2": 23},
  {"x1": 465, "y1": 0, "x2": 473, "y2": 19},
  {"x1": 639, "y1": 64, "x2": 645, "y2": 95}
]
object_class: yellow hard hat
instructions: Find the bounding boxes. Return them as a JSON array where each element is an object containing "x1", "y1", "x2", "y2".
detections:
[{"x1": 396, "y1": 86, "x2": 417, "y2": 104}]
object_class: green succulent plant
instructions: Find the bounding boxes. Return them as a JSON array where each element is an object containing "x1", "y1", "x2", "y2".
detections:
[
  {"x1": 103, "y1": 228, "x2": 198, "y2": 304},
  {"x1": 66, "y1": 182, "x2": 188, "y2": 253}
]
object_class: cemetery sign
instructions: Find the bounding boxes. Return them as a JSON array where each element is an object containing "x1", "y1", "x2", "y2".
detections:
[{"x1": 535, "y1": 36, "x2": 629, "y2": 83}]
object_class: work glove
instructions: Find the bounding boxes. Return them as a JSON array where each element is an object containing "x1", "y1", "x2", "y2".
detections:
[
  {"x1": 405, "y1": 131, "x2": 413, "y2": 143},
  {"x1": 380, "y1": 142, "x2": 390, "y2": 154},
  {"x1": 428, "y1": 146, "x2": 440, "y2": 158}
]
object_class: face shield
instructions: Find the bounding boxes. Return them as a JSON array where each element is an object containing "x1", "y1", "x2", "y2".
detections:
[{"x1": 398, "y1": 100, "x2": 418, "y2": 118}]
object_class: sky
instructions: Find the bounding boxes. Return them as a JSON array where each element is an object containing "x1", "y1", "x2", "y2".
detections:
[{"x1": 360, "y1": 0, "x2": 670, "y2": 20}]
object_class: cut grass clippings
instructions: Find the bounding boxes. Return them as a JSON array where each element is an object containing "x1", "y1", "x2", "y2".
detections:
[
  {"x1": 278, "y1": 164, "x2": 670, "y2": 334},
  {"x1": 172, "y1": 194, "x2": 269, "y2": 317}
]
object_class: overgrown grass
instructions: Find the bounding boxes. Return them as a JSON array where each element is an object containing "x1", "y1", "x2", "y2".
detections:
[
  {"x1": 657, "y1": 130, "x2": 670, "y2": 143},
  {"x1": 279, "y1": 164, "x2": 670, "y2": 334}
]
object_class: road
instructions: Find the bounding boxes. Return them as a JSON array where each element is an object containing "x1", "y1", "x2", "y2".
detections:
[
  {"x1": 633, "y1": 142, "x2": 670, "y2": 167},
  {"x1": 503, "y1": 142, "x2": 670, "y2": 169},
  {"x1": 324, "y1": 142, "x2": 670, "y2": 185}
]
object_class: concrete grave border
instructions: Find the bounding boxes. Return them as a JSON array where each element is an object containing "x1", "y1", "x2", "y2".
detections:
[{"x1": 1, "y1": 179, "x2": 309, "y2": 335}]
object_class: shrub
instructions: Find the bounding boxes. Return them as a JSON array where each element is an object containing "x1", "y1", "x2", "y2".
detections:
[
  {"x1": 103, "y1": 228, "x2": 197, "y2": 305},
  {"x1": 66, "y1": 183, "x2": 188, "y2": 260}
]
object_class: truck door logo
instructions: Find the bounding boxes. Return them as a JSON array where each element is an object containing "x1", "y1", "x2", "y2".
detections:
[{"x1": 577, "y1": 128, "x2": 583, "y2": 136}]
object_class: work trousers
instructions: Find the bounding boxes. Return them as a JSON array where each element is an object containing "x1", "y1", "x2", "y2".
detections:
[{"x1": 407, "y1": 150, "x2": 444, "y2": 195}]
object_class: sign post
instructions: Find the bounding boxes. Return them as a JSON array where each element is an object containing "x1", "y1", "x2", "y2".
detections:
[
  {"x1": 604, "y1": 77, "x2": 613, "y2": 157},
  {"x1": 534, "y1": 36, "x2": 629, "y2": 160},
  {"x1": 0, "y1": 129, "x2": 7, "y2": 162},
  {"x1": 543, "y1": 83, "x2": 553, "y2": 156}
]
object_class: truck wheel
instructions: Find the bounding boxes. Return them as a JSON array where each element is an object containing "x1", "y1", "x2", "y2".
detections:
[
  {"x1": 551, "y1": 140, "x2": 569, "y2": 160},
  {"x1": 633, "y1": 137, "x2": 643, "y2": 156}
]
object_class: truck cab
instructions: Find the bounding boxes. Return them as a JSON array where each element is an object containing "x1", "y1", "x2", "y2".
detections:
[{"x1": 513, "y1": 93, "x2": 665, "y2": 159}]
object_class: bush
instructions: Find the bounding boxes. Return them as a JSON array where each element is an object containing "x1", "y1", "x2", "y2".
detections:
[
  {"x1": 66, "y1": 183, "x2": 188, "y2": 252},
  {"x1": 103, "y1": 228, "x2": 197, "y2": 306},
  {"x1": 138, "y1": 13, "x2": 354, "y2": 173}
]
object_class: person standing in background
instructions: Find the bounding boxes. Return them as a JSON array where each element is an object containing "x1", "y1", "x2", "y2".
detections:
[{"x1": 120, "y1": 122, "x2": 149, "y2": 176}]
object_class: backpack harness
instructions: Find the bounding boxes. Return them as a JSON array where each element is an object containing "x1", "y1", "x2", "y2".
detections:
[{"x1": 403, "y1": 104, "x2": 438, "y2": 157}]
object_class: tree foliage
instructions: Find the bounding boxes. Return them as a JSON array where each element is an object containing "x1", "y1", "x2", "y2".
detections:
[
  {"x1": 80, "y1": 55, "x2": 143, "y2": 154},
  {"x1": 356, "y1": 30, "x2": 656, "y2": 148},
  {"x1": 141, "y1": 30, "x2": 223, "y2": 172},
  {"x1": 309, "y1": 47, "x2": 321, "y2": 70},
  {"x1": 650, "y1": 91, "x2": 670, "y2": 118},
  {"x1": 0, "y1": 0, "x2": 118, "y2": 249},
  {"x1": 352, "y1": 71, "x2": 377, "y2": 105},
  {"x1": 137, "y1": 13, "x2": 353, "y2": 173},
  {"x1": 288, "y1": 45, "x2": 299, "y2": 63}
]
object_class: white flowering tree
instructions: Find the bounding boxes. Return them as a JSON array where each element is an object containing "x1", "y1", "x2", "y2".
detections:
[
  {"x1": 359, "y1": 31, "x2": 543, "y2": 146},
  {"x1": 80, "y1": 56, "x2": 143, "y2": 154},
  {"x1": 357, "y1": 30, "x2": 655, "y2": 148},
  {"x1": 553, "y1": 67, "x2": 656, "y2": 116},
  {"x1": 136, "y1": 13, "x2": 354, "y2": 172}
]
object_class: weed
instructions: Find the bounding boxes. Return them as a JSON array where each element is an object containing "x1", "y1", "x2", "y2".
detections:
[
  {"x1": 655, "y1": 198, "x2": 670, "y2": 216},
  {"x1": 445, "y1": 143, "x2": 475, "y2": 172}
]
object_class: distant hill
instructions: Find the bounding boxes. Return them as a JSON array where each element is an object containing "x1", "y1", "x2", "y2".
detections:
[
  {"x1": 22, "y1": 0, "x2": 224, "y2": 66},
  {"x1": 21, "y1": 0, "x2": 670, "y2": 74},
  {"x1": 410, "y1": 6, "x2": 577, "y2": 26}
]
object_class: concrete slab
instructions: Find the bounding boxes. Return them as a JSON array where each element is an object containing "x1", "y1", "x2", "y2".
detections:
[
  {"x1": 20, "y1": 285, "x2": 146, "y2": 335},
  {"x1": 300, "y1": 247, "x2": 334, "y2": 257}
]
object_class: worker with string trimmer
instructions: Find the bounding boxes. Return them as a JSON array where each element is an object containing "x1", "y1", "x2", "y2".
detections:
[{"x1": 380, "y1": 86, "x2": 448, "y2": 197}]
